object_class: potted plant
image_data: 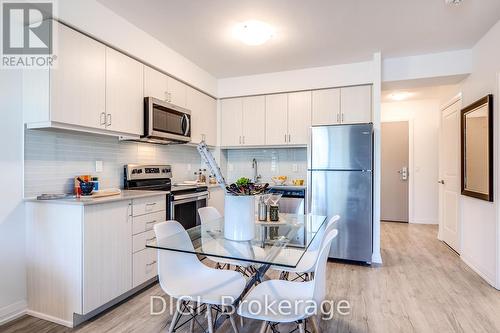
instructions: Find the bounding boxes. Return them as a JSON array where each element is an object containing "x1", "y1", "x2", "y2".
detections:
[{"x1": 224, "y1": 177, "x2": 269, "y2": 241}]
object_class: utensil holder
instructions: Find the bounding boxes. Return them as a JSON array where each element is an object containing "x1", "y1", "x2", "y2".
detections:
[{"x1": 224, "y1": 195, "x2": 255, "y2": 241}]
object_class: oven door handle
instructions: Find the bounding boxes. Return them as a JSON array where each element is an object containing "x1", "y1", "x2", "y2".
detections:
[
  {"x1": 171, "y1": 194, "x2": 209, "y2": 205},
  {"x1": 172, "y1": 191, "x2": 208, "y2": 202}
]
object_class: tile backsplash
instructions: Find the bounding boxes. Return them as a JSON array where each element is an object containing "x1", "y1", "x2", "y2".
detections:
[
  {"x1": 24, "y1": 130, "x2": 202, "y2": 197},
  {"x1": 224, "y1": 148, "x2": 307, "y2": 184}
]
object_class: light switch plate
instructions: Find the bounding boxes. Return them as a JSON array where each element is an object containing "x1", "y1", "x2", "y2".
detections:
[{"x1": 95, "y1": 160, "x2": 103, "y2": 173}]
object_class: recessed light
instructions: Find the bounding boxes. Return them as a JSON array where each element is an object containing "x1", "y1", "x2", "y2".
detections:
[
  {"x1": 233, "y1": 20, "x2": 274, "y2": 46},
  {"x1": 445, "y1": 0, "x2": 464, "y2": 5},
  {"x1": 389, "y1": 92, "x2": 413, "y2": 101}
]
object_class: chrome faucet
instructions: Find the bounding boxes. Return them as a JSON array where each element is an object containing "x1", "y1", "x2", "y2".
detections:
[{"x1": 252, "y1": 158, "x2": 262, "y2": 183}]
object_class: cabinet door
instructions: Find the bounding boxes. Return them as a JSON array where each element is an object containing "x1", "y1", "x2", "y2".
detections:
[
  {"x1": 288, "y1": 91, "x2": 312, "y2": 145},
  {"x1": 312, "y1": 88, "x2": 341, "y2": 125},
  {"x1": 83, "y1": 201, "x2": 132, "y2": 314},
  {"x1": 50, "y1": 23, "x2": 106, "y2": 129},
  {"x1": 340, "y1": 85, "x2": 372, "y2": 124},
  {"x1": 187, "y1": 88, "x2": 217, "y2": 146},
  {"x1": 144, "y1": 66, "x2": 168, "y2": 101},
  {"x1": 242, "y1": 96, "x2": 266, "y2": 146},
  {"x1": 265, "y1": 94, "x2": 288, "y2": 145},
  {"x1": 105, "y1": 48, "x2": 144, "y2": 135},
  {"x1": 220, "y1": 98, "x2": 243, "y2": 146},
  {"x1": 167, "y1": 77, "x2": 187, "y2": 108},
  {"x1": 208, "y1": 187, "x2": 225, "y2": 215}
]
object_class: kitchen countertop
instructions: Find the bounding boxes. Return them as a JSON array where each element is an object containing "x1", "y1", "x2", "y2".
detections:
[{"x1": 25, "y1": 190, "x2": 169, "y2": 206}]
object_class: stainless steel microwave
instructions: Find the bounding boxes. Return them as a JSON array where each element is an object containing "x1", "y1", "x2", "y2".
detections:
[{"x1": 142, "y1": 97, "x2": 191, "y2": 143}]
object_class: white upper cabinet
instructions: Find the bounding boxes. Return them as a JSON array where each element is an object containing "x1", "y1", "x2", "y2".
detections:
[
  {"x1": 144, "y1": 66, "x2": 168, "y2": 101},
  {"x1": 187, "y1": 87, "x2": 217, "y2": 146},
  {"x1": 265, "y1": 94, "x2": 288, "y2": 145},
  {"x1": 287, "y1": 91, "x2": 312, "y2": 145},
  {"x1": 221, "y1": 98, "x2": 243, "y2": 147},
  {"x1": 105, "y1": 47, "x2": 144, "y2": 136},
  {"x1": 167, "y1": 77, "x2": 188, "y2": 108},
  {"x1": 340, "y1": 85, "x2": 372, "y2": 124},
  {"x1": 312, "y1": 88, "x2": 341, "y2": 125},
  {"x1": 242, "y1": 96, "x2": 266, "y2": 146}
]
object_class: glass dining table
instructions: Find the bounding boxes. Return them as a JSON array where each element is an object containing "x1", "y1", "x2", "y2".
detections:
[{"x1": 147, "y1": 213, "x2": 327, "y2": 291}]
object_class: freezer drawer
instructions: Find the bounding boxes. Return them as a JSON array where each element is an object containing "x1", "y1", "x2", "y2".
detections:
[
  {"x1": 310, "y1": 124, "x2": 373, "y2": 171},
  {"x1": 309, "y1": 170, "x2": 373, "y2": 262}
]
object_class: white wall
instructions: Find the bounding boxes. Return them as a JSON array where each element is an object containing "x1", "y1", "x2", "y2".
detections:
[
  {"x1": 0, "y1": 70, "x2": 26, "y2": 323},
  {"x1": 381, "y1": 99, "x2": 441, "y2": 225},
  {"x1": 458, "y1": 19, "x2": 500, "y2": 289},
  {"x1": 57, "y1": 0, "x2": 217, "y2": 96},
  {"x1": 217, "y1": 60, "x2": 374, "y2": 98}
]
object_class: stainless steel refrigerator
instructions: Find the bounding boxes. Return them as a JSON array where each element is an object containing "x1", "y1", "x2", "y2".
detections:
[{"x1": 308, "y1": 123, "x2": 373, "y2": 263}]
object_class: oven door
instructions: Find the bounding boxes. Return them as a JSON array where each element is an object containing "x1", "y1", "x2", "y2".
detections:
[
  {"x1": 170, "y1": 192, "x2": 208, "y2": 230},
  {"x1": 144, "y1": 97, "x2": 191, "y2": 142}
]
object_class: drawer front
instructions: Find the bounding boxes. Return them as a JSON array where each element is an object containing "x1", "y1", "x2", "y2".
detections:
[
  {"x1": 133, "y1": 248, "x2": 157, "y2": 288},
  {"x1": 132, "y1": 210, "x2": 166, "y2": 235},
  {"x1": 132, "y1": 230, "x2": 156, "y2": 253},
  {"x1": 132, "y1": 196, "x2": 166, "y2": 217}
]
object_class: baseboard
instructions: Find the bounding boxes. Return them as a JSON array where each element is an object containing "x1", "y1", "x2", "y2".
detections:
[
  {"x1": 26, "y1": 310, "x2": 73, "y2": 328},
  {"x1": 461, "y1": 254, "x2": 496, "y2": 288},
  {"x1": 371, "y1": 251, "x2": 383, "y2": 264},
  {"x1": 0, "y1": 300, "x2": 27, "y2": 325},
  {"x1": 410, "y1": 218, "x2": 438, "y2": 225}
]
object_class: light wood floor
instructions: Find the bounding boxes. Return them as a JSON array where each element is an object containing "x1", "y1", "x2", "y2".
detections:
[{"x1": 2, "y1": 222, "x2": 499, "y2": 333}]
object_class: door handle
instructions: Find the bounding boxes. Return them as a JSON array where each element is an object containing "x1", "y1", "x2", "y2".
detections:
[
  {"x1": 398, "y1": 167, "x2": 408, "y2": 181},
  {"x1": 438, "y1": 180, "x2": 445, "y2": 184}
]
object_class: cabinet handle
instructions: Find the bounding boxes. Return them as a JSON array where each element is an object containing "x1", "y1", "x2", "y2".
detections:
[
  {"x1": 288, "y1": 134, "x2": 291, "y2": 142},
  {"x1": 146, "y1": 202, "x2": 157, "y2": 206},
  {"x1": 106, "y1": 114, "x2": 112, "y2": 126},
  {"x1": 146, "y1": 260, "x2": 157, "y2": 267},
  {"x1": 146, "y1": 220, "x2": 158, "y2": 225},
  {"x1": 168, "y1": 92, "x2": 172, "y2": 102},
  {"x1": 285, "y1": 134, "x2": 287, "y2": 143},
  {"x1": 336, "y1": 113, "x2": 340, "y2": 123},
  {"x1": 239, "y1": 136, "x2": 241, "y2": 144},
  {"x1": 146, "y1": 237, "x2": 156, "y2": 242},
  {"x1": 341, "y1": 113, "x2": 344, "y2": 123},
  {"x1": 242, "y1": 136, "x2": 245, "y2": 144},
  {"x1": 100, "y1": 112, "x2": 106, "y2": 125}
]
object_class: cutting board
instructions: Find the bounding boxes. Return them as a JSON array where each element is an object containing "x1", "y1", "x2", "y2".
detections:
[{"x1": 89, "y1": 189, "x2": 121, "y2": 198}]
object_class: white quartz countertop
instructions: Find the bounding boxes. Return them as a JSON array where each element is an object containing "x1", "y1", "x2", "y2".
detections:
[{"x1": 25, "y1": 190, "x2": 169, "y2": 206}]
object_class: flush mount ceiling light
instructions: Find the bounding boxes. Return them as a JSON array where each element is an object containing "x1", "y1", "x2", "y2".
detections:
[
  {"x1": 389, "y1": 91, "x2": 413, "y2": 101},
  {"x1": 445, "y1": 0, "x2": 464, "y2": 5},
  {"x1": 233, "y1": 20, "x2": 274, "y2": 46}
]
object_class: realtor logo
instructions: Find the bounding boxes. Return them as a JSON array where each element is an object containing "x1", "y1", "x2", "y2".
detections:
[{"x1": 2, "y1": 1, "x2": 55, "y2": 68}]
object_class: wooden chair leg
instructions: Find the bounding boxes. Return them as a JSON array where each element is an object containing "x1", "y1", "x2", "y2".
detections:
[
  {"x1": 206, "y1": 305, "x2": 214, "y2": 333},
  {"x1": 228, "y1": 313, "x2": 239, "y2": 333},
  {"x1": 240, "y1": 315, "x2": 244, "y2": 327},
  {"x1": 298, "y1": 321, "x2": 306, "y2": 333},
  {"x1": 309, "y1": 316, "x2": 320, "y2": 333},
  {"x1": 168, "y1": 306, "x2": 181, "y2": 333},
  {"x1": 259, "y1": 321, "x2": 268, "y2": 333}
]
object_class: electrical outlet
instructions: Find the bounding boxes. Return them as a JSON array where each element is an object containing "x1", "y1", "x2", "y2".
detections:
[
  {"x1": 292, "y1": 164, "x2": 298, "y2": 172},
  {"x1": 95, "y1": 160, "x2": 103, "y2": 173}
]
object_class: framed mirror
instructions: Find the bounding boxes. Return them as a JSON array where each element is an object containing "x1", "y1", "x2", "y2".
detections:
[{"x1": 461, "y1": 95, "x2": 493, "y2": 202}]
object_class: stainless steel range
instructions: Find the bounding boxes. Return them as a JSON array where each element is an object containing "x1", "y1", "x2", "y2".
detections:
[{"x1": 124, "y1": 164, "x2": 208, "y2": 230}]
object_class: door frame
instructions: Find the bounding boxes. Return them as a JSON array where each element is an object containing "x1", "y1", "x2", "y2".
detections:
[
  {"x1": 381, "y1": 119, "x2": 414, "y2": 223},
  {"x1": 437, "y1": 93, "x2": 462, "y2": 246}
]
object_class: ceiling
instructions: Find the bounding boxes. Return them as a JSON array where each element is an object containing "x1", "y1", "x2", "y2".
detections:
[{"x1": 97, "y1": 0, "x2": 500, "y2": 78}]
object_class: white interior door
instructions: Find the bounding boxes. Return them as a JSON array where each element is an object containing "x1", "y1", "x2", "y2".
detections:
[{"x1": 439, "y1": 99, "x2": 461, "y2": 253}]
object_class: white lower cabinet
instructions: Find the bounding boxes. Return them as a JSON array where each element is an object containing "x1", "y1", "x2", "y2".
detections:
[{"x1": 26, "y1": 194, "x2": 166, "y2": 327}]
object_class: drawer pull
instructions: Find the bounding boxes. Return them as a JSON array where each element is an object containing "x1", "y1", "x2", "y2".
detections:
[
  {"x1": 146, "y1": 220, "x2": 158, "y2": 225},
  {"x1": 146, "y1": 237, "x2": 156, "y2": 242},
  {"x1": 146, "y1": 260, "x2": 157, "y2": 267},
  {"x1": 146, "y1": 203, "x2": 157, "y2": 206}
]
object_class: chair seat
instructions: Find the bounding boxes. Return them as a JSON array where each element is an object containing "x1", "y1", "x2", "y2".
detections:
[
  {"x1": 164, "y1": 266, "x2": 246, "y2": 306},
  {"x1": 237, "y1": 279, "x2": 315, "y2": 323},
  {"x1": 269, "y1": 248, "x2": 318, "y2": 274}
]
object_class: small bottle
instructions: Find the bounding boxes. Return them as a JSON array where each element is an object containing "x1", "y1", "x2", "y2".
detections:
[{"x1": 258, "y1": 196, "x2": 267, "y2": 221}]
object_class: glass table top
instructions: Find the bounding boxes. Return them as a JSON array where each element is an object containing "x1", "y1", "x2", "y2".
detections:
[{"x1": 147, "y1": 214, "x2": 327, "y2": 268}]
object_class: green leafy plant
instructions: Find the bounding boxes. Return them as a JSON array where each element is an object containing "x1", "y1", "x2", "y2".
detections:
[
  {"x1": 235, "y1": 177, "x2": 251, "y2": 187},
  {"x1": 226, "y1": 177, "x2": 269, "y2": 196}
]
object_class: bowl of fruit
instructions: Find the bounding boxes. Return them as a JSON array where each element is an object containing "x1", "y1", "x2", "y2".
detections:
[{"x1": 271, "y1": 176, "x2": 287, "y2": 185}]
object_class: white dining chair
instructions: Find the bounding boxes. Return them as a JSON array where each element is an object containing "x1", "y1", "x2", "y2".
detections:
[
  {"x1": 237, "y1": 228, "x2": 338, "y2": 333},
  {"x1": 269, "y1": 215, "x2": 340, "y2": 281},
  {"x1": 154, "y1": 221, "x2": 246, "y2": 333},
  {"x1": 198, "y1": 206, "x2": 257, "y2": 276}
]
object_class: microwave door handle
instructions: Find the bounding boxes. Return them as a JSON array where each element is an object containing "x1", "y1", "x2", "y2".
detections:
[{"x1": 182, "y1": 114, "x2": 190, "y2": 136}]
